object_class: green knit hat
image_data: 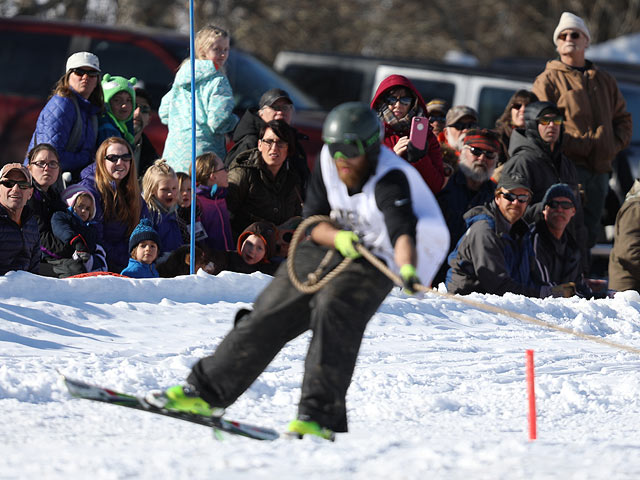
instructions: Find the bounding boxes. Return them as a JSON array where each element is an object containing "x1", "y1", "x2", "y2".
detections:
[{"x1": 102, "y1": 74, "x2": 137, "y2": 121}]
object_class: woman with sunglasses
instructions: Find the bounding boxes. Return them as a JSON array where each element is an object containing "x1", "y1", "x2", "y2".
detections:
[
  {"x1": 27, "y1": 52, "x2": 104, "y2": 183},
  {"x1": 370, "y1": 75, "x2": 445, "y2": 194},
  {"x1": 493, "y1": 90, "x2": 538, "y2": 182},
  {"x1": 79, "y1": 137, "x2": 147, "y2": 272}
]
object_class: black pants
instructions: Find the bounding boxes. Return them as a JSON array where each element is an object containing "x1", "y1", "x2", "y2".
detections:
[{"x1": 188, "y1": 240, "x2": 394, "y2": 432}]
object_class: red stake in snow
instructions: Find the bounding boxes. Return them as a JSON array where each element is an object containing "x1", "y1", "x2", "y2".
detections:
[{"x1": 526, "y1": 349, "x2": 537, "y2": 440}]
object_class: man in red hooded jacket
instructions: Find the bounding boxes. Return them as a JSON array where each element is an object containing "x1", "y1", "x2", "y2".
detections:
[{"x1": 370, "y1": 74, "x2": 445, "y2": 194}]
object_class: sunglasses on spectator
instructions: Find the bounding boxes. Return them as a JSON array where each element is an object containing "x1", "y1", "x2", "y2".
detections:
[
  {"x1": 499, "y1": 191, "x2": 530, "y2": 203},
  {"x1": 558, "y1": 32, "x2": 581, "y2": 41},
  {"x1": 105, "y1": 153, "x2": 132, "y2": 163},
  {"x1": 0, "y1": 179, "x2": 32, "y2": 190},
  {"x1": 466, "y1": 145, "x2": 497, "y2": 160},
  {"x1": 547, "y1": 200, "x2": 574, "y2": 210},
  {"x1": 31, "y1": 160, "x2": 60, "y2": 170},
  {"x1": 260, "y1": 138, "x2": 288, "y2": 149},
  {"x1": 71, "y1": 68, "x2": 100, "y2": 78},
  {"x1": 429, "y1": 116, "x2": 446, "y2": 123},
  {"x1": 511, "y1": 103, "x2": 526, "y2": 110},
  {"x1": 448, "y1": 121, "x2": 477, "y2": 130},
  {"x1": 137, "y1": 105, "x2": 151, "y2": 114},
  {"x1": 386, "y1": 95, "x2": 413, "y2": 106},
  {"x1": 538, "y1": 116, "x2": 563, "y2": 126}
]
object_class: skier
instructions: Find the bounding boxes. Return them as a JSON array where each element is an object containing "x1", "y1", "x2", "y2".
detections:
[{"x1": 148, "y1": 102, "x2": 449, "y2": 439}]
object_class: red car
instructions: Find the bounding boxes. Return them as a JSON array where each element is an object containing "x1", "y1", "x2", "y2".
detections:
[{"x1": 0, "y1": 17, "x2": 326, "y2": 168}]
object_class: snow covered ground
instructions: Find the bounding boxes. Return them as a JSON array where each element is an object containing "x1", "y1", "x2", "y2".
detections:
[{"x1": 2, "y1": 270, "x2": 640, "y2": 479}]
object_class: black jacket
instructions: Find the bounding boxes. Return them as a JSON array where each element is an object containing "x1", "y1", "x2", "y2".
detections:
[
  {"x1": 50, "y1": 208, "x2": 100, "y2": 257},
  {"x1": 225, "y1": 108, "x2": 310, "y2": 193},
  {"x1": 0, "y1": 204, "x2": 40, "y2": 275},
  {"x1": 26, "y1": 183, "x2": 67, "y2": 259}
]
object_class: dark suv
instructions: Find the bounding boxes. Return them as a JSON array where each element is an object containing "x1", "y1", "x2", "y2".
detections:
[{"x1": 0, "y1": 17, "x2": 325, "y2": 167}]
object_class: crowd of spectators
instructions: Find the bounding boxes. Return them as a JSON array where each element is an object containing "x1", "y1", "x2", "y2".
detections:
[{"x1": 4, "y1": 12, "x2": 639, "y2": 295}]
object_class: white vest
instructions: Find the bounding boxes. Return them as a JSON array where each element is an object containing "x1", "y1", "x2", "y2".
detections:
[{"x1": 319, "y1": 145, "x2": 449, "y2": 284}]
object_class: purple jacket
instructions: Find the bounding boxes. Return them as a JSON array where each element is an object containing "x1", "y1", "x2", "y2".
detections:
[
  {"x1": 196, "y1": 185, "x2": 233, "y2": 252},
  {"x1": 79, "y1": 166, "x2": 148, "y2": 272}
]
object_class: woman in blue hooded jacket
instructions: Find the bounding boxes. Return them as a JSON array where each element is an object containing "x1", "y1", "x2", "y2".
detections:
[{"x1": 27, "y1": 52, "x2": 104, "y2": 182}]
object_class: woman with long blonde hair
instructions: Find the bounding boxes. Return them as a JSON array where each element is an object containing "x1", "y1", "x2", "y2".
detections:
[{"x1": 80, "y1": 136, "x2": 146, "y2": 272}]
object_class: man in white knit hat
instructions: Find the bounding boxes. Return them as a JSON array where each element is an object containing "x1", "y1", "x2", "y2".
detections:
[{"x1": 532, "y1": 12, "x2": 632, "y2": 258}]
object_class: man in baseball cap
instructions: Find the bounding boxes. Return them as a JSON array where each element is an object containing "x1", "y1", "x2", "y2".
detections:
[
  {"x1": 443, "y1": 105, "x2": 478, "y2": 152},
  {"x1": 0, "y1": 163, "x2": 39, "y2": 274}
]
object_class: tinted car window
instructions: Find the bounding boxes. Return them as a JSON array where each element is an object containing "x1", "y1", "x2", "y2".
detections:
[
  {"x1": 477, "y1": 86, "x2": 515, "y2": 128},
  {"x1": 225, "y1": 50, "x2": 319, "y2": 111},
  {"x1": 89, "y1": 38, "x2": 176, "y2": 109},
  {"x1": 282, "y1": 65, "x2": 364, "y2": 110},
  {"x1": 0, "y1": 30, "x2": 69, "y2": 98},
  {"x1": 407, "y1": 78, "x2": 455, "y2": 110}
]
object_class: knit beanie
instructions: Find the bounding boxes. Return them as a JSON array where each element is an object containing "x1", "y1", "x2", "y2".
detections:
[
  {"x1": 553, "y1": 12, "x2": 591, "y2": 46},
  {"x1": 60, "y1": 184, "x2": 97, "y2": 221},
  {"x1": 129, "y1": 218, "x2": 160, "y2": 252},
  {"x1": 542, "y1": 183, "x2": 577, "y2": 207}
]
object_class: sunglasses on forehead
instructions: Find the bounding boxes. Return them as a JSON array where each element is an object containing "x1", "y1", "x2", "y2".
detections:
[{"x1": 558, "y1": 31, "x2": 581, "y2": 41}]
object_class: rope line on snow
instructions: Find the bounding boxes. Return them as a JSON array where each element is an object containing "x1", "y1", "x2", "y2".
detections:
[{"x1": 287, "y1": 216, "x2": 640, "y2": 355}]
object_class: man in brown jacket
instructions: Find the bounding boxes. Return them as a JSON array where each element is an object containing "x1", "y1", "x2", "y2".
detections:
[
  {"x1": 609, "y1": 179, "x2": 640, "y2": 292},
  {"x1": 532, "y1": 12, "x2": 632, "y2": 251}
]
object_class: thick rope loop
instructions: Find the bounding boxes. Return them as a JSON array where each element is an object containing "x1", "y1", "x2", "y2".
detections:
[{"x1": 287, "y1": 216, "x2": 640, "y2": 355}]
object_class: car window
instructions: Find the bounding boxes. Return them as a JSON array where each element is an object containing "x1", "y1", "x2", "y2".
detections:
[
  {"x1": 225, "y1": 50, "x2": 320, "y2": 111},
  {"x1": 619, "y1": 84, "x2": 640, "y2": 143},
  {"x1": 88, "y1": 38, "x2": 176, "y2": 109},
  {"x1": 407, "y1": 78, "x2": 455, "y2": 110},
  {"x1": 281, "y1": 65, "x2": 364, "y2": 110},
  {"x1": 0, "y1": 30, "x2": 69, "y2": 98},
  {"x1": 477, "y1": 86, "x2": 517, "y2": 128}
]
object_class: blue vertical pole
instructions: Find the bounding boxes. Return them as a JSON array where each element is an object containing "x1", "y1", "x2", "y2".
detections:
[{"x1": 189, "y1": 0, "x2": 197, "y2": 274}]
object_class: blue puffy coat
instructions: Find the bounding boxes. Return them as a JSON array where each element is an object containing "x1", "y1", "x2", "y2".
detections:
[
  {"x1": 0, "y1": 204, "x2": 40, "y2": 275},
  {"x1": 159, "y1": 59, "x2": 237, "y2": 172},
  {"x1": 27, "y1": 91, "x2": 101, "y2": 177},
  {"x1": 79, "y1": 166, "x2": 148, "y2": 273},
  {"x1": 121, "y1": 258, "x2": 159, "y2": 279}
]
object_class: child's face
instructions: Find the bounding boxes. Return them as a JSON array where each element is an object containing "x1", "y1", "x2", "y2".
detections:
[
  {"x1": 240, "y1": 234, "x2": 266, "y2": 265},
  {"x1": 133, "y1": 240, "x2": 158, "y2": 264},
  {"x1": 208, "y1": 160, "x2": 228, "y2": 188},
  {"x1": 179, "y1": 179, "x2": 191, "y2": 208},
  {"x1": 109, "y1": 91, "x2": 134, "y2": 121},
  {"x1": 156, "y1": 177, "x2": 179, "y2": 209},
  {"x1": 74, "y1": 195, "x2": 93, "y2": 222}
]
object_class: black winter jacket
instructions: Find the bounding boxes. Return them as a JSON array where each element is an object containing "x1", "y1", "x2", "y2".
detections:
[
  {"x1": 0, "y1": 204, "x2": 40, "y2": 275},
  {"x1": 26, "y1": 183, "x2": 67, "y2": 259},
  {"x1": 225, "y1": 108, "x2": 310, "y2": 193},
  {"x1": 50, "y1": 208, "x2": 100, "y2": 258}
]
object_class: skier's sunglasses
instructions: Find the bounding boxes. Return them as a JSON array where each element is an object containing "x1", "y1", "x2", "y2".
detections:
[
  {"x1": 326, "y1": 131, "x2": 380, "y2": 160},
  {"x1": 558, "y1": 31, "x2": 581, "y2": 41},
  {"x1": 499, "y1": 191, "x2": 531, "y2": 204}
]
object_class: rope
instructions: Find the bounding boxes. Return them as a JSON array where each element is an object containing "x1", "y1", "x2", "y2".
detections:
[{"x1": 287, "y1": 215, "x2": 640, "y2": 355}]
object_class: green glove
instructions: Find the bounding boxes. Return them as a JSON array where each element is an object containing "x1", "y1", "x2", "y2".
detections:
[
  {"x1": 400, "y1": 264, "x2": 421, "y2": 295},
  {"x1": 334, "y1": 230, "x2": 362, "y2": 259}
]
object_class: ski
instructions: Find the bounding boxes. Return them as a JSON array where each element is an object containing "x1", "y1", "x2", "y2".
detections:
[{"x1": 61, "y1": 374, "x2": 279, "y2": 441}]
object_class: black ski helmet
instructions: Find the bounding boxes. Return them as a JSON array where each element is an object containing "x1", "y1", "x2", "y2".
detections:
[{"x1": 322, "y1": 102, "x2": 381, "y2": 159}]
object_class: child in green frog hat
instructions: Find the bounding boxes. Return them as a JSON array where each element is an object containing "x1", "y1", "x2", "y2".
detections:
[{"x1": 97, "y1": 74, "x2": 137, "y2": 147}]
